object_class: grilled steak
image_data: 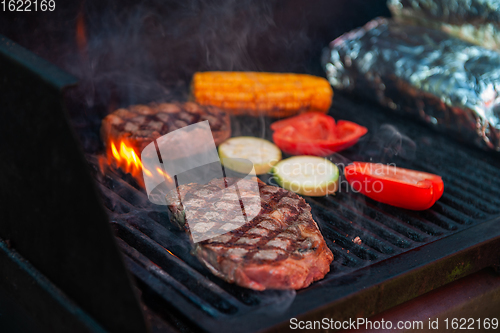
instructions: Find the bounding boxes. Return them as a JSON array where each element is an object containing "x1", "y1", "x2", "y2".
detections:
[
  {"x1": 101, "y1": 102, "x2": 231, "y2": 153},
  {"x1": 166, "y1": 177, "x2": 333, "y2": 290}
]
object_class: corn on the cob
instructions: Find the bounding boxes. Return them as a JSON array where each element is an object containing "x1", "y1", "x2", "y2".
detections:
[{"x1": 192, "y1": 72, "x2": 333, "y2": 117}]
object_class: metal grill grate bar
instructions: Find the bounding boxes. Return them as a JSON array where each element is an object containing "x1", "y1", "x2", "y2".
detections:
[
  {"x1": 430, "y1": 202, "x2": 475, "y2": 225},
  {"x1": 340, "y1": 195, "x2": 431, "y2": 242},
  {"x1": 324, "y1": 196, "x2": 415, "y2": 248},
  {"x1": 116, "y1": 237, "x2": 225, "y2": 317},
  {"x1": 310, "y1": 200, "x2": 400, "y2": 254},
  {"x1": 113, "y1": 222, "x2": 250, "y2": 315}
]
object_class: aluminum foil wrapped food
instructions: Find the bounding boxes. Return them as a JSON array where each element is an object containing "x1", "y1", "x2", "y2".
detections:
[
  {"x1": 322, "y1": 18, "x2": 500, "y2": 151},
  {"x1": 388, "y1": 0, "x2": 500, "y2": 51}
]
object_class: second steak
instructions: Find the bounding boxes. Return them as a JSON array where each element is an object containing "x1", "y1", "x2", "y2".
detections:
[{"x1": 101, "y1": 101, "x2": 231, "y2": 154}]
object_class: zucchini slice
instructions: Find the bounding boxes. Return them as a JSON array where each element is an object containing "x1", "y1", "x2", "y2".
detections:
[
  {"x1": 219, "y1": 137, "x2": 282, "y2": 175},
  {"x1": 272, "y1": 156, "x2": 339, "y2": 196}
]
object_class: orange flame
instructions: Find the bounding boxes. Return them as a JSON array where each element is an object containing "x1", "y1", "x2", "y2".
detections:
[
  {"x1": 105, "y1": 138, "x2": 152, "y2": 187},
  {"x1": 156, "y1": 166, "x2": 172, "y2": 182}
]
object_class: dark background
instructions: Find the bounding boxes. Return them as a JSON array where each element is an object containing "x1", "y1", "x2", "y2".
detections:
[
  {"x1": 0, "y1": 0, "x2": 390, "y2": 99},
  {"x1": 0, "y1": 0, "x2": 390, "y2": 155}
]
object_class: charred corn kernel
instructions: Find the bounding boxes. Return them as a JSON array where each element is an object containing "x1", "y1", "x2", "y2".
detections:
[{"x1": 192, "y1": 72, "x2": 333, "y2": 117}]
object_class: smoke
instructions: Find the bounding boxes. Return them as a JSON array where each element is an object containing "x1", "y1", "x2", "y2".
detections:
[
  {"x1": 252, "y1": 289, "x2": 296, "y2": 316},
  {"x1": 2, "y1": 0, "x2": 313, "y2": 152},
  {"x1": 61, "y1": 0, "x2": 291, "y2": 109},
  {"x1": 362, "y1": 124, "x2": 417, "y2": 162}
]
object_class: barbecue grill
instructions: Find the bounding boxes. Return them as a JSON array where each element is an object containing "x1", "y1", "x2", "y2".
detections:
[{"x1": 1, "y1": 1, "x2": 500, "y2": 332}]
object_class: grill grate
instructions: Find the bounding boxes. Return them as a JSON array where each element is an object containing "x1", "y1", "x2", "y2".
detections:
[{"x1": 87, "y1": 94, "x2": 500, "y2": 332}]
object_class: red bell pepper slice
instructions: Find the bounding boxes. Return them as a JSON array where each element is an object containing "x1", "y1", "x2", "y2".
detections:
[
  {"x1": 271, "y1": 112, "x2": 367, "y2": 156},
  {"x1": 344, "y1": 162, "x2": 444, "y2": 210}
]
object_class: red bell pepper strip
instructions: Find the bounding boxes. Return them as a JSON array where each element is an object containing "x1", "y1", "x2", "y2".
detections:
[{"x1": 344, "y1": 162, "x2": 444, "y2": 210}]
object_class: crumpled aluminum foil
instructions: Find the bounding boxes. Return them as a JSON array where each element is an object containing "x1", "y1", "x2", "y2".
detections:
[
  {"x1": 388, "y1": 0, "x2": 500, "y2": 51},
  {"x1": 322, "y1": 18, "x2": 500, "y2": 151}
]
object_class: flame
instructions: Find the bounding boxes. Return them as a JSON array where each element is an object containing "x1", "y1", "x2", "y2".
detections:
[
  {"x1": 156, "y1": 166, "x2": 172, "y2": 182},
  {"x1": 111, "y1": 142, "x2": 121, "y2": 161},
  {"x1": 104, "y1": 136, "x2": 178, "y2": 195},
  {"x1": 105, "y1": 138, "x2": 152, "y2": 187}
]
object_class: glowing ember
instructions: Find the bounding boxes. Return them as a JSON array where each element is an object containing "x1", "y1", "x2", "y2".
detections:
[{"x1": 165, "y1": 248, "x2": 179, "y2": 259}]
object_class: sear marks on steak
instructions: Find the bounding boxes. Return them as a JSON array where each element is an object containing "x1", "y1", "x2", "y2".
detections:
[
  {"x1": 101, "y1": 101, "x2": 231, "y2": 153},
  {"x1": 166, "y1": 177, "x2": 333, "y2": 291}
]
